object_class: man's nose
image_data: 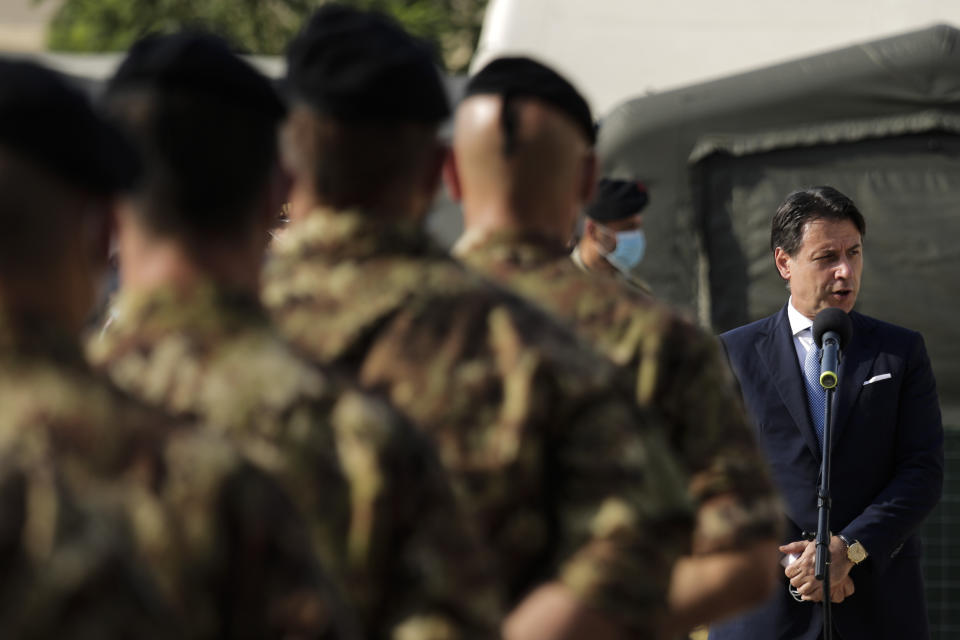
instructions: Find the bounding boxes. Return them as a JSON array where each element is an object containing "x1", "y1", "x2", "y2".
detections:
[{"x1": 835, "y1": 258, "x2": 852, "y2": 279}]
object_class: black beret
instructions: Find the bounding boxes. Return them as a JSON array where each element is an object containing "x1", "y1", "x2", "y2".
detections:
[
  {"x1": 465, "y1": 57, "x2": 596, "y2": 145},
  {"x1": 586, "y1": 179, "x2": 649, "y2": 222},
  {"x1": 106, "y1": 32, "x2": 285, "y2": 121},
  {"x1": 0, "y1": 59, "x2": 139, "y2": 194},
  {"x1": 285, "y1": 4, "x2": 450, "y2": 123}
]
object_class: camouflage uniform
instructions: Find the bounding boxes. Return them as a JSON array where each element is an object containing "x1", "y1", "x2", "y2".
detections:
[
  {"x1": 0, "y1": 309, "x2": 348, "y2": 639},
  {"x1": 571, "y1": 244, "x2": 654, "y2": 297},
  {"x1": 262, "y1": 207, "x2": 696, "y2": 638},
  {"x1": 455, "y1": 230, "x2": 782, "y2": 553},
  {"x1": 88, "y1": 282, "x2": 499, "y2": 640},
  {"x1": 0, "y1": 382, "x2": 178, "y2": 640}
]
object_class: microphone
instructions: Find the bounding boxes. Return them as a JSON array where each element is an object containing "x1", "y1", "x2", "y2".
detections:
[{"x1": 812, "y1": 308, "x2": 853, "y2": 389}]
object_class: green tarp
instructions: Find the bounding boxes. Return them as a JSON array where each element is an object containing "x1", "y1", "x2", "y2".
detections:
[{"x1": 599, "y1": 24, "x2": 960, "y2": 426}]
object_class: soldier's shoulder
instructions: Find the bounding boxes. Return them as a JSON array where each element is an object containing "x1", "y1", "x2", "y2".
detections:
[
  {"x1": 0, "y1": 440, "x2": 183, "y2": 638},
  {"x1": 266, "y1": 244, "x2": 474, "y2": 307},
  {"x1": 330, "y1": 385, "x2": 409, "y2": 442},
  {"x1": 265, "y1": 249, "x2": 483, "y2": 364},
  {"x1": 195, "y1": 323, "x2": 338, "y2": 421},
  {"x1": 379, "y1": 279, "x2": 624, "y2": 397},
  {"x1": 510, "y1": 260, "x2": 681, "y2": 346},
  {"x1": 0, "y1": 356, "x2": 172, "y2": 454},
  {"x1": 94, "y1": 304, "x2": 341, "y2": 429},
  {"x1": 0, "y1": 350, "x2": 276, "y2": 494}
]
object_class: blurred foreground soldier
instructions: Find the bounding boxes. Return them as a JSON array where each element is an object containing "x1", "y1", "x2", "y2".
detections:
[
  {"x1": 0, "y1": 60, "x2": 344, "y2": 638},
  {"x1": 572, "y1": 178, "x2": 653, "y2": 295},
  {"x1": 448, "y1": 57, "x2": 783, "y2": 635},
  {"x1": 87, "y1": 32, "x2": 496, "y2": 640},
  {"x1": 264, "y1": 5, "x2": 696, "y2": 639}
]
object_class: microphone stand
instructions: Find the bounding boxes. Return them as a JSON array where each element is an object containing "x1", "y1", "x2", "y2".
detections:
[
  {"x1": 815, "y1": 363, "x2": 836, "y2": 640},
  {"x1": 811, "y1": 309, "x2": 851, "y2": 640}
]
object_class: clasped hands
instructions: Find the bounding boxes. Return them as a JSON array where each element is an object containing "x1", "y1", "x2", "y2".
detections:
[{"x1": 780, "y1": 536, "x2": 855, "y2": 603}]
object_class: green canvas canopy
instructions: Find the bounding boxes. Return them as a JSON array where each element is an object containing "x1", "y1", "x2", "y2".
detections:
[{"x1": 599, "y1": 23, "x2": 960, "y2": 420}]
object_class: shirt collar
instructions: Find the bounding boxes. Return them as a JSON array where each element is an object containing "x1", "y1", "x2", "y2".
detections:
[
  {"x1": 787, "y1": 297, "x2": 814, "y2": 337},
  {"x1": 106, "y1": 282, "x2": 266, "y2": 340},
  {"x1": 570, "y1": 244, "x2": 589, "y2": 273},
  {"x1": 452, "y1": 227, "x2": 568, "y2": 266},
  {"x1": 274, "y1": 207, "x2": 435, "y2": 262}
]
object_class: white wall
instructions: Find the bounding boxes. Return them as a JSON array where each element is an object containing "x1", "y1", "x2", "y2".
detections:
[{"x1": 473, "y1": 0, "x2": 960, "y2": 115}]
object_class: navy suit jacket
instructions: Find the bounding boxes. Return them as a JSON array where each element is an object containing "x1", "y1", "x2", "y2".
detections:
[{"x1": 709, "y1": 305, "x2": 943, "y2": 640}]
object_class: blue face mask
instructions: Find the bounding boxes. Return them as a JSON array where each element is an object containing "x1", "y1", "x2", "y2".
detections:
[{"x1": 604, "y1": 228, "x2": 646, "y2": 273}]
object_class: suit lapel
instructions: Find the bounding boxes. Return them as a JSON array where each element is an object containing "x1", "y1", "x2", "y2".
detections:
[
  {"x1": 831, "y1": 311, "x2": 878, "y2": 444},
  {"x1": 756, "y1": 306, "x2": 823, "y2": 461}
]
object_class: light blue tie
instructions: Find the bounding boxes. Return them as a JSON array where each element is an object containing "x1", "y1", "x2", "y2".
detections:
[{"x1": 803, "y1": 336, "x2": 825, "y2": 448}]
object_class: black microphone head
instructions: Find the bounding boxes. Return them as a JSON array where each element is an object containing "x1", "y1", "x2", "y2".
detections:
[{"x1": 813, "y1": 308, "x2": 853, "y2": 349}]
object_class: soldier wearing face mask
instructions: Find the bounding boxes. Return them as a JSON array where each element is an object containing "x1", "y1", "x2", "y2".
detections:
[{"x1": 572, "y1": 178, "x2": 652, "y2": 295}]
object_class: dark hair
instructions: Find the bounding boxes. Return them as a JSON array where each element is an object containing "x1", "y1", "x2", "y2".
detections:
[
  {"x1": 0, "y1": 59, "x2": 140, "y2": 195},
  {"x1": 770, "y1": 186, "x2": 866, "y2": 255},
  {"x1": 0, "y1": 150, "x2": 92, "y2": 275},
  {"x1": 106, "y1": 89, "x2": 279, "y2": 242},
  {"x1": 104, "y1": 33, "x2": 284, "y2": 243},
  {"x1": 282, "y1": 107, "x2": 439, "y2": 211},
  {"x1": 285, "y1": 4, "x2": 450, "y2": 124},
  {"x1": 465, "y1": 56, "x2": 596, "y2": 151}
]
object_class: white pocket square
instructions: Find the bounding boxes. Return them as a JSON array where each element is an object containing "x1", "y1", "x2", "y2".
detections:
[{"x1": 863, "y1": 373, "x2": 892, "y2": 386}]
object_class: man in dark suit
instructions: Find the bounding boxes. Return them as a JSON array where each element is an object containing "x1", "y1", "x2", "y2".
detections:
[{"x1": 709, "y1": 186, "x2": 943, "y2": 640}]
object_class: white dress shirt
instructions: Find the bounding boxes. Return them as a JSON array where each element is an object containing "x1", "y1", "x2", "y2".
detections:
[{"x1": 787, "y1": 297, "x2": 817, "y2": 369}]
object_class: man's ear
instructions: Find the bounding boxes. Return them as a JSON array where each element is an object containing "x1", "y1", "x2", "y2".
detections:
[
  {"x1": 774, "y1": 247, "x2": 792, "y2": 280},
  {"x1": 441, "y1": 146, "x2": 462, "y2": 202},
  {"x1": 584, "y1": 219, "x2": 602, "y2": 242}
]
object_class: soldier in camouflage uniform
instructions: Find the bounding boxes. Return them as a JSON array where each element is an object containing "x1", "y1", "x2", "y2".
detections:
[
  {"x1": 263, "y1": 6, "x2": 697, "y2": 639},
  {"x1": 0, "y1": 308, "x2": 179, "y2": 640},
  {"x1": 0, "y1": 59, "x2": 347, "y2": 638},
  {"x1": 87, "y1": 33, "x2": 498, "y2": 640},
  {"x1": 572, "y1": 178, "x2": 655, "y2": 296},
  {"x1": 446, "y1": 57, "x2": 783, "y2": 633}
]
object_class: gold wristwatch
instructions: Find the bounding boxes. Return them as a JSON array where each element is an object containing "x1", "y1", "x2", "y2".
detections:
[{"x1": 838, "y1": 534, "x2": 868, "y2": 565}]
